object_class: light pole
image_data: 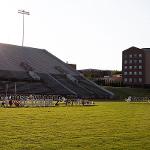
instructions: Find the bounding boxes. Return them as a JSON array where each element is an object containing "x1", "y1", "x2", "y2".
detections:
[{"x1": 18, "y1": 9, "x2": 30, "y2": 46}]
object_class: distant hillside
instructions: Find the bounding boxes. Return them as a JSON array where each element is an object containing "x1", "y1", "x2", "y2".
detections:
[{"x1": 105, "y1": 87, "x2": 150, "y2": 100}]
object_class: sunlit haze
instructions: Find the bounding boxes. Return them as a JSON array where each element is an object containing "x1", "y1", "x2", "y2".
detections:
[{"x1": 0, "y1": 0, "x2": 150, "y2": 70}]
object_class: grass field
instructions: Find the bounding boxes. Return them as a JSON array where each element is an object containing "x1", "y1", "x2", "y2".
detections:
[
  {"x1": 0, "y1": 102, "x2": 150, "y2": 150},
  {"x1": 106, "y1": 87, "x2": 150, "y2": 99}
]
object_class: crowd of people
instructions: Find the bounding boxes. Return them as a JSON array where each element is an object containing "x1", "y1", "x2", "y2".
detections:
[
  {"x1": 0, "y1": 95, "x2": 56, "y2": 107},
  {"x1": 0, "y1": 94, "x2": 95, "y2": 107},
  {"x1": 125, "y1": 96, "x2": 150, "y2": 102}
]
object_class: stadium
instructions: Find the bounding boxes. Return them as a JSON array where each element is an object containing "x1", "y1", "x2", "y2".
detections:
[{"x1": 0, "y1": 43, "x2": 113, "y2": 99}]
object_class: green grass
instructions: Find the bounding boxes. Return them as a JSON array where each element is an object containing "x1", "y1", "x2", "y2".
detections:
[
  {"x1": 0, "y1": 102, "x2": 150, "y2": 150},
  {"x1": 106, "y1": 87, "x2": 150, "y2": 99}
]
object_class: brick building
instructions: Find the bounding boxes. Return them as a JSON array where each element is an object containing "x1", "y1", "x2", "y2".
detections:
[{"x1": 122, "y1": 46, "x2": 150, "y2": 87}]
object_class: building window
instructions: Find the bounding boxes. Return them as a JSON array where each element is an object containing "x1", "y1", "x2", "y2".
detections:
[
  {"x1": 129, "y1": 54, "x2": 132, "y2": 58},
  {"x1": 134, "y1": 59, "x2": 137, "y2": 63},
  {"x1": 129, "y1": 78, "x2": 132, "y2": 83},
  {"x1": 124, "y1": 60, "x2": 128, "y2": 64},
  {"x1": 129, "y1": 60, "x2": 132, "y2": 64},
  {"x1": 124, "y1": 78, "x2": 127, "y2": 82},
  {"x1": 134, "y1": 78, "x2": 137, "y2": 83},
  {"x1": 139, "y1": 54, "x2": 142, "y2": 57},
  {"x1": 129, "y1": 72, "x2": 132, "y2": 75},
  {"x1": 134, "y1": 54, "x2": 137, "y2": 58},
  {"x1": 129, "y1": 66, "x2": 132, "y2": 69},
  {"x1": 134, "y1": 71, "x2": 137, "y2": 75},
  {"x1": 124, "y1": 54, "x2": 127, "y2": 58},
  {"x1": 139, "y1": 60, "x2": 142, "y2": 63},
  {"x1": 124, "y1": 66, "x2": 128, "y2": 69},
  {"x1": 124, "y1": 72, "x2": 128, "y2": 75},
  {"x1": 139, "y1": 71, "x2": 143, "y2": 75},
  {"x1": 139, "y1": 65, "x2": 142, "y2": 69},
  {"x1": 139, "y1": 78, "x2": 142, "y2": 83},
  {"x1": 134, "y1": 66, "x2": 137, "y2": 69}
]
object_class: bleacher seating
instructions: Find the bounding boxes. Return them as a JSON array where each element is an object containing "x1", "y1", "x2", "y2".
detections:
[
  {"x1": 0, "y1": 43, "x2": 114, "y2": 98},
  {"x1": 51, "y1": 74, "x2": 93, "y2": 97}
]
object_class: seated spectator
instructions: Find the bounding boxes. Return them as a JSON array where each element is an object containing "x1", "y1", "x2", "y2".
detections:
[
  {"x1": 1, "y1": 101, "x2": 5, "y2": 107},
  {"x1": 9, "y1": 99, "x2": 13, "y2": 107}
]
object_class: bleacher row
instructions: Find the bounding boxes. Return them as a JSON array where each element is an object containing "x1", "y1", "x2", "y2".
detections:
[
  {"x1": 0, "y1": 78, "x2": 110, "y2": 98},
  {"x1": 45, "y1": 74, "x2": 111, "y2": 98},
  {"x1": 0, "y1": 44, "x2": 78, "y2": 75},
  {"x1": 0, "y1": 72, "x2": 112, "y2": 98}
]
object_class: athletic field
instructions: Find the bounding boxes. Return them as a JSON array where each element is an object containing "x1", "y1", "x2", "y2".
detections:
[{"x1": 0, "y1": 102, "x2": 150, "y2": 150}]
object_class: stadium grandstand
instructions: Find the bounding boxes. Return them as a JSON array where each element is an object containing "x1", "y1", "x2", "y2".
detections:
[{"x1": 0, "y1": 43, "x2": 114, "y2": 99}]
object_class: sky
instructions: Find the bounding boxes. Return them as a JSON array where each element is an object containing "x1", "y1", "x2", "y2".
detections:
[{"x1": 0, "y1": 0, "x2": 150, "y2": 70}]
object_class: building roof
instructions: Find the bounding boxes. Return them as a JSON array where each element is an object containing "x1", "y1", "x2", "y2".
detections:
[
  {"x1": 123, "y1": 46, "x2": 150, "y2": 53},
  {"x1": 142, "y1": 48, "x2": 150, "y2": 52},
  {"x1": 123, "y1": 46, "x2": 142, "y2": 52}
]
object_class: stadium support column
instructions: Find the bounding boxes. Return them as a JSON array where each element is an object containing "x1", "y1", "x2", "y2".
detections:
[
  {"x1": 14, "y1": 82, "x2": 16, "y2": 96},
  {"x1": 5, "y1": 84, "x2": 8, "y2": 97},
  {"x1": 18, "y1": 9, "x2": 30, "y2": 46}
]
